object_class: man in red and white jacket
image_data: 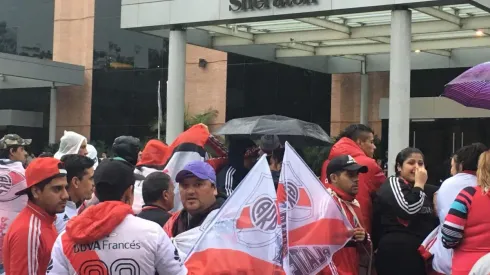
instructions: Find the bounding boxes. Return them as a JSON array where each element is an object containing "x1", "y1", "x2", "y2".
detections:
[
  {"x1": 3, "y1": 157, "x2": 69, "y2": 275},
  {"x1": 320, "y1": 154, "x2": 372, "y2": 275}
]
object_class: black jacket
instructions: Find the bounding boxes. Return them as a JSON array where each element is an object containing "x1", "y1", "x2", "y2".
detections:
[
  {"x1": 137, "y1": 205, "x2": 171, "y2": 227},
  {"x1": 372, "y1": 176, "x2": 439, "y2": 248}
]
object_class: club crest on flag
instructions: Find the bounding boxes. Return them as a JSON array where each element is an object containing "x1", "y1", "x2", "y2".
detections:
[
  {"x1": 0, "y1": 169, "x2": 25, "y2": 201},
  {"x1": 277, "y1": 162, "x2": 313, "y2": 222},
  {"x1": 235, "y1": 174, "x2": 281, "y2": 248}
]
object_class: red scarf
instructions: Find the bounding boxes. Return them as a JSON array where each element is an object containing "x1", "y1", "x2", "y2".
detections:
[{"x1": 328, "y1": 183, "x2": 356, "y2": 202}]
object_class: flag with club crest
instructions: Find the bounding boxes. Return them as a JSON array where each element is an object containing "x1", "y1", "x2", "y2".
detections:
[
  {"x1": 278, "y1": 142, "x2": 353, "y2": 274},
  {"x1": 185, "y1": 156, "x2": 284, "y2": 274}
]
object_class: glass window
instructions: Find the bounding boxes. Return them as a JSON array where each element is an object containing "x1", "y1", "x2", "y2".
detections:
[{"x1": 0, "y1": 0, "x2": 54, "y2": 59}]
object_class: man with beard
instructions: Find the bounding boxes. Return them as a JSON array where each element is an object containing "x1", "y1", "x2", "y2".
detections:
[
  {"x1": 164, "y1": 160, "x2": 224, "y2": 237},
  {"x1": 3, "y1": 158, "x2": 68, "y2": 275}
]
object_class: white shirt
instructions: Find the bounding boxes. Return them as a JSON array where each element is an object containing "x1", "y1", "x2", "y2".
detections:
[
  {"x1": 48, "y1": 214, "x2": 187, "y2": 275},
  {"x1": 133, "y1": 166, "x2": 160, "y2": 214},
  {"x1": 432, "y1": 172, "x2": 477, "y2": 274},
  {"x1": 55, "y1": 201, "x2": 81, "y2": 233},
  {"x1": 0, "y1": 160, "x2": 27, "y2": 266}
]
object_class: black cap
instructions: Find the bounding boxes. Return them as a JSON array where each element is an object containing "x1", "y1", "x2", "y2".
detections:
[
  {"x1": 112, "y1": 136, "x2": 140, "y2": 165},
  {"x1": 94, "y1": 158, "x2": 144, "y2": 196},
  {"x1": 327, "y1": 155, "x2": 368, "y2": 178}
]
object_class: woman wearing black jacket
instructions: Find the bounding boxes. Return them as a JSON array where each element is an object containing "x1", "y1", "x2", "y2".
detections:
[{"x1": 373, "y1": 148, "x2": 439, "y2": 275}]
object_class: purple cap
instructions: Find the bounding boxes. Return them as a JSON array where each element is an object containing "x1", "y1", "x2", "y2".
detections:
[{"x1": 175, "y1": 160, "x2": 216, "y2": 184}]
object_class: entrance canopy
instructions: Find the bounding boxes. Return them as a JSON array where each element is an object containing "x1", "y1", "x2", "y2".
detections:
[
  {"x1": 0, "y1": 53, "x2": 84, "y2": 89},
  {"x1": 121, "y1": 0, "x2": 490, "y2": 73}
]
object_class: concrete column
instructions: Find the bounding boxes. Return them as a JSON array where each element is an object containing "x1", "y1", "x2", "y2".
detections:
[
  {"x1": 49, "y1": 84, "x2": 57, "y2": 144},
  {"x1": 388, "y1": 9, "x2": 412, "y2": 176},
  {"x1": 166, "y1": 28, "x2": 187, "y2": 144},
  {"x1": 360, "y1": 61, "x2": 369, "y2": 125}
]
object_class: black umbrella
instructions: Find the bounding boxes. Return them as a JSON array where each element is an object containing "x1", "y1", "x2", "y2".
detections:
[{"x1": 214, "y1": 115, "x2": 333, "y2": 146}]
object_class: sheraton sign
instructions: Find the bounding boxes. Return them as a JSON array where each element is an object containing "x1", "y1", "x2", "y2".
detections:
[{"x1": 229, "y1": 0, "x2": 318, "y2": 12}]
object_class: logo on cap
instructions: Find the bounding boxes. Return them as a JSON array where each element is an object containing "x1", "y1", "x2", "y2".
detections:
[{"x1": 347, "y1": 155, "x2": 356, "y2": 164}]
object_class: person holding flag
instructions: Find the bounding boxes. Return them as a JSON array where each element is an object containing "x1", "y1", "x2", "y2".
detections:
[{"x1": 322, "y1": 154, "x2": 371, "y2": 275}]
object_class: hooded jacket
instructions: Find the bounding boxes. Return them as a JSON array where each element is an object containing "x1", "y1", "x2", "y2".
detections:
[
  {"x1": 133, "y1": 140, "x2": 168, "y2": 214},
  {"x1": 321, "y1": 137, "x2": 386, "y2": 233},
  {"x1": 319, "y1": 184, "x2": 370, "y2": 275},
  {"x1": 48, "y1": 201, "x2": 187, "y2": 275},
  {"x1": 54, "y1": 131, "x2": 87, "y2": 160},
  {"x1": 112, "y1": 136, "x2": 140, "y2": 166}
]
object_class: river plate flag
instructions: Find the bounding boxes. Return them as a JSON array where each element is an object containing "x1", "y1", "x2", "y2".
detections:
[
  {"x1": 163, "y1": 124, "x2": 210, "y2": 212},
  {"x1": 278, "y1": 143, "x2": 353, "y2": 275},
  {"x1": 185, "y1": 156, "x2": 285, "y2": 274}
]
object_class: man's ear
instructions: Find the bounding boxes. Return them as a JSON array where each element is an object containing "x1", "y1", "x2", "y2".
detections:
[
  {"x1": 122, "y1": 185, "x2": 134, "y2": 205},
  {"x1": 213, "y1": 186, "x2": 218, "y2": 196},
  {"x1": 31, "y1": 186, "x2": 42, "y2": 200},
  {"x1": 71, "y1": 177, "x2": 80, "y2": 188}
]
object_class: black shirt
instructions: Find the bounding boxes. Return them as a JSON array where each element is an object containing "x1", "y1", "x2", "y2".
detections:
[{"x1": 137, "y1": 205, "x2": 171, "y2": 227}]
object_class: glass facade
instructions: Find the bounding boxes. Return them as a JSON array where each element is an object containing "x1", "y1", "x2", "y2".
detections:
[
  {"x1": 0, "y1": 0, "x2": 54, "y2": 59},
  {"x1": 91, "y1": 0, "x2": 168, "y2": 144},
  {"x1": 0, "y1": 0, "x2": 54, "y2": 153},
  {"x1": 226, "y1": 53, "x2": 332, "y2": 132}
]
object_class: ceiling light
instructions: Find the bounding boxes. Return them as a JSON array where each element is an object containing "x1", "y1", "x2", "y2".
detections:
[
  {"x1": 476, "y1": 30, "x2": 484, "y2": 36},
  {"x1": 415, "y1": 49, "x2": 421, "y2": 53}
]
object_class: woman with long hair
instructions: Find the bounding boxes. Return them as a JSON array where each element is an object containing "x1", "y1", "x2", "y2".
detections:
[
  {"x1": 442, "y1": 150, "x2": 490, "y2": 274},
  {"x1": 424, "y1": 143, "x2": 487, "y2": 274},
  {"x1": 373, "y1": 147, "x2": 439, "y2": 275}
]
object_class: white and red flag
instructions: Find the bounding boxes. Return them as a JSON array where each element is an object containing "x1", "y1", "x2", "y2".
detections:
[
  {"x1": 163, "y1": 124, "x2": 227, "y2": 212},
  {"x1": 278, "y1": 142, "x2": 353, "y2": 274},
  {"x1": 185, "y1": 155, "x2": 284, "y2": 274}
]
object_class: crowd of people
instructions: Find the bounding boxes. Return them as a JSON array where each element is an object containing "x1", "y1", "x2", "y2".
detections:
[{"x1": 1, "y1": 123, "x2": 490, "y2": 274}]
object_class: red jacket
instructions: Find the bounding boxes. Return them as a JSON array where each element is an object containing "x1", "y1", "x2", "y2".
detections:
[
  {"x1": 320, "y1": 137, "x2": 386, "y2": 233},
  {"x1": 3, "y1": 201, "x2": 58, "y2": 275},
  {"x1": 319, "y1": 185, "x2": 369, "y2": 275}
]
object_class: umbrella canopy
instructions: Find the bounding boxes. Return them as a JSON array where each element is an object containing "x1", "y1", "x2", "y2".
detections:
[
  {"x1": 214, "y1": 115, "x2": 333, "y2": 146},
  {"x1": 443, "y1": 62, "x2": 490, "y2": 109}
]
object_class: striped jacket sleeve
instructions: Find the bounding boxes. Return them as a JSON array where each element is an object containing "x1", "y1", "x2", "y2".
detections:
[
  {"x1": 3, "y1": 215, "x2": 43, "y2": 275},
  {"x1": 442, "y1": 186, "x2": 476, "y2": 249},
  {"x1": 385, "y1": 176, "x2": 426, "y2": 220}
]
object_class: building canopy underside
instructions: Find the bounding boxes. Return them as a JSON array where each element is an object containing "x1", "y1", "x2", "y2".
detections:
[{"x1": 135, "y1": 2, "x2": 490, "y2": 73}]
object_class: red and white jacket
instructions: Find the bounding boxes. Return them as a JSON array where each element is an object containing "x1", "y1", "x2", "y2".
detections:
[
  {"x1": 48, "y1": 201, "x2": 187, "y2": 275},
  {"x1": 3, "y1": 201, "x2": 58, "y2": 275}
]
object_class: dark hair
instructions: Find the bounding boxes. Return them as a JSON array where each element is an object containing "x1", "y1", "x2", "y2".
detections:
[
  {"x1": 454, "y1": 143, "x2": 488, "y2": 172},
  {"x1": 27, "y1": 177, "x2": 53, "y2": 201},
  {"x1": 0, "y1": 146, "x2": 21, "y2": 159},
  {"x1": 38, "y1": 152, "x2": 54, "y2": 158},
  {"x1": 271, "y1": 147, "x2": 285, "y2": 164},
  {"x1": 61, "y1": 154, "x2": 95, "y2": 187},
  {"x1": 142, "y1": 172, "x2": 171, "y2": 204},
  {"x1": 395, "y1": 147, "x2": 424, "y2": 176},
  {"x1": 96, "y1": 182, "x2": 134, "y2": 202},
  {"x1": 337, "y1": 124, "x2": 374, "y2": 142}
]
